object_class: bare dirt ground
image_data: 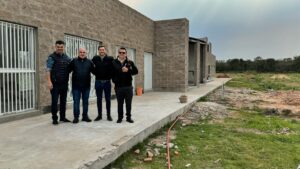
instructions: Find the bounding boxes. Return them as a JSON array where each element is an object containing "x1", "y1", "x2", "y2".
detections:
[
  {"x1": 270, "y1": 74, "x2": 290, "y2": 80},
  {"x1": 207, "y1": 87, "x2": 300, "y2": 118}
]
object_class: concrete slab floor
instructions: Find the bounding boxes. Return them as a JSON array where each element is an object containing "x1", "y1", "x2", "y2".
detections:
[{"x1": 0, "y1": 78, "x2": 230, "y2": 169}]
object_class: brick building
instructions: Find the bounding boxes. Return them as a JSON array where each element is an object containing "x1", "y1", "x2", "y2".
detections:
[{"x1": 0, "y1": 0, "x2": 216, "y2": 121}]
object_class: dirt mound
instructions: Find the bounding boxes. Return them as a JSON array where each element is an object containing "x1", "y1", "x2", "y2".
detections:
[
  {"x1": 179, "y1": 102, "x2": 228, "y2": 125},
  {"x1": 259, "y1": 91, "x2": 300, "y2": 117},
  {"x1": 208, "y1": 87, "x2": 300, "y2": 118},
  {"x1": 217, "y1": 73, "x2": 230, "y2": 78},
  {"x1": 270, "y1": 74, "x2": 290, "y2": 80}
]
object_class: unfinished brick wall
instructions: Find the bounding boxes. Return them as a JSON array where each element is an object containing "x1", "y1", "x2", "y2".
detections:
[
  {"x1": 0, "y1": 0, "x2": 155, "y2": 110},
  {"x1": 154, "y1": 19, "x2": 189, "y2": 92}
]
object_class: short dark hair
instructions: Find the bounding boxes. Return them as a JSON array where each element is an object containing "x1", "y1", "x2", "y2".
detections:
[
  {"x1": 98, "y1": 45, "x2": 106, "y2": 50},
  {"x1": 55, "y1": 40, "x2": 65, "y2": 45},
  {"x1": 119, "y1": 47, "x2": 127, "y2": 52}
]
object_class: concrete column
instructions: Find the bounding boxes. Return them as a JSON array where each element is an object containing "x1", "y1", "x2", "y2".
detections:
[
  {"x1": 204, "y1": 44, "x2": 209, "y2": 82},
  {"x1": 199, "y1": 44, "x2": 207, "y2": 83},
  {"x1": 195, "y1": 42, "x2": 200, "y2": 87},
  {"x1": 154, "y1": 18, "x2": 189, "y2": 92}
]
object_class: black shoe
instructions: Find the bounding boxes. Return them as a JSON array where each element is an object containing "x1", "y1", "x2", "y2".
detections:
[
  {"x1": 82, "y1": 118, "x2": 92, "y2": 122},
  {"x1": 107, "y1": 116, "x2": 113, "y2": 121},
  {"x1": 52, "y1": 120, "x2": 58, "y2": 125},
  {"x1": 94, "y1": 115, "x2": 102, "y2": 121},
  {"x1": 73, "y1": 118, "x2": 79, "y2": 124},
  {"x1": 60, "y1": 118, "x2": 71, "y2": 122},
  {"x1": 126, "y1": 118, "x2": 134, "y2": 123},
  {"x1": 117, "y1": 119, "x2": 122, "y2": 123}
]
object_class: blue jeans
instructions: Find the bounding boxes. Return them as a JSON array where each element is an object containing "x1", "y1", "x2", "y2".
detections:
[
  {"x1": 95, "y1": 80, "x2": 111, "y2": 116},
  {"x1": 50, "y1": 84, "x2": 68, "y2": 121},
  {"x1": 72, "y1": 86, "x2": 90, "y2": 119}
]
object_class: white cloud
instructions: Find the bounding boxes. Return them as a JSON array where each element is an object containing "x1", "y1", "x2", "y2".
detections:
[
  {"x1": 119, "y1": 0, "x2": 300, "y2": 60},
  {"x1": 118, "y1": 0, "x2": 141, "y2": 8}
]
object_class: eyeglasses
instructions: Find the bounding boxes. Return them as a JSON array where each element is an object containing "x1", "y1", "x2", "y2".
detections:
[{"x1": 119, "y1": 52, "x2": 126, "y2": 54}]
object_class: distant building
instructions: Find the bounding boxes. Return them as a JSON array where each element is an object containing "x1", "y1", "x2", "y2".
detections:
[
  {"x1": 188, "y1": 37, "x2": 216, "y2": 85},
  {"x1": 0, "y1": 0, "x2": 216, "y2": 121}
]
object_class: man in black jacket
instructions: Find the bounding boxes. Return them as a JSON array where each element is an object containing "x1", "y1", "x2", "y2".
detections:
[
  {"x1": 112, "y1": 47, "x2": 138, "y2": 123},
  {"x1": 46, "y1": 40, "x2": 72, "y2": 125},
  {"x1": 92, "y1": 46, "x2": 114, "y2": 121},
  {"x1": 69, "y1": 47, "x2": 94, "y2": 123}
]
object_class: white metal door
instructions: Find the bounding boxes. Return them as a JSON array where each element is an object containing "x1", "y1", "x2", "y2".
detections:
[{"x1": 144, "y1": 52, "x2": 152, "y2": 91}]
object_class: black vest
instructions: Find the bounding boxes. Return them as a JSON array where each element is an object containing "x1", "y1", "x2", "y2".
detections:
[{"x1": 50, "y1": 53, "x2": 71, "y2": 85}]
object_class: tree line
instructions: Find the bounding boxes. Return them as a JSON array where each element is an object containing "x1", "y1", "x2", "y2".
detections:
[{"x1": 216, "y1": 55, "x2": 300, "y2": 72}]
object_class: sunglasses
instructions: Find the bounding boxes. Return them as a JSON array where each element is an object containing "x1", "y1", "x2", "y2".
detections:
[{"x1": 119, "y1": 52, "x2": 126, "y2": 54}]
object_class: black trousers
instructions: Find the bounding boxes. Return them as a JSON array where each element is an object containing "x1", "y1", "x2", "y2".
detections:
[
  {"x1": 115, "y1": 86, "x2": 133, "y2": 120},
  {"x1": 50, "y1": 84, "x2": 68, "y2": 121}
]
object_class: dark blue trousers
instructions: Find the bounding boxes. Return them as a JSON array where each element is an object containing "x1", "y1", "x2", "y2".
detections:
[
  {"x1": 72, "y1": 86, "x2": 90, "y2": 119},
  {"x1": 95, "y1": 80, "x2": 111, "y2": 117}
]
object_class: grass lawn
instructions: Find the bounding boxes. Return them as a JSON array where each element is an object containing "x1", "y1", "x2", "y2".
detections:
[
  {"x1": 225, "y1": 72, "x2": 300, "y2": 91},
  {"x1": 110, "y1": 73, "x2": 300, "y2": 169}
]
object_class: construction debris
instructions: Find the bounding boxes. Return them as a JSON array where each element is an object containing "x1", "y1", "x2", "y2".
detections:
[
  {"x1": 143, "y1": 157, "x2": 152, "y2": 162},
  {"x1": 179, "y1": 102, "x2": 228, "y2": 124},
  {"x1": 134, "y1": 149, "x2": 140, "y2": 154},
  {"x1": 147, "y1": 151, "x2": 154, "y2": 158},
  {"x1": 185, "y1": 163, "x2": 191, "y2": 167}
]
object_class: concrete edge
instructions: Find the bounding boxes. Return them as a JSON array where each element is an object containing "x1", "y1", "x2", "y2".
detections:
[
  {"x1": 0, "y1": 110, "x2": 41, "y2": 124},
  {"x1": 83, "y1": 78, "x2": 232, "y2": 168},
  {"x1": 82, "y1": 102, "x2": 196, "y2": 169}
]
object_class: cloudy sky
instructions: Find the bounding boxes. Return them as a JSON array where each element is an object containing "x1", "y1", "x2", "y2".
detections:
[{"x1": 119, "y1": 0, "x2": 300, "y2": 60}]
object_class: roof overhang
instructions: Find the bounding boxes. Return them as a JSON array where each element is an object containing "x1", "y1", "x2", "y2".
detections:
[{"x1": 189, "y1": 37, "x2": 207, "y2": 44}]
